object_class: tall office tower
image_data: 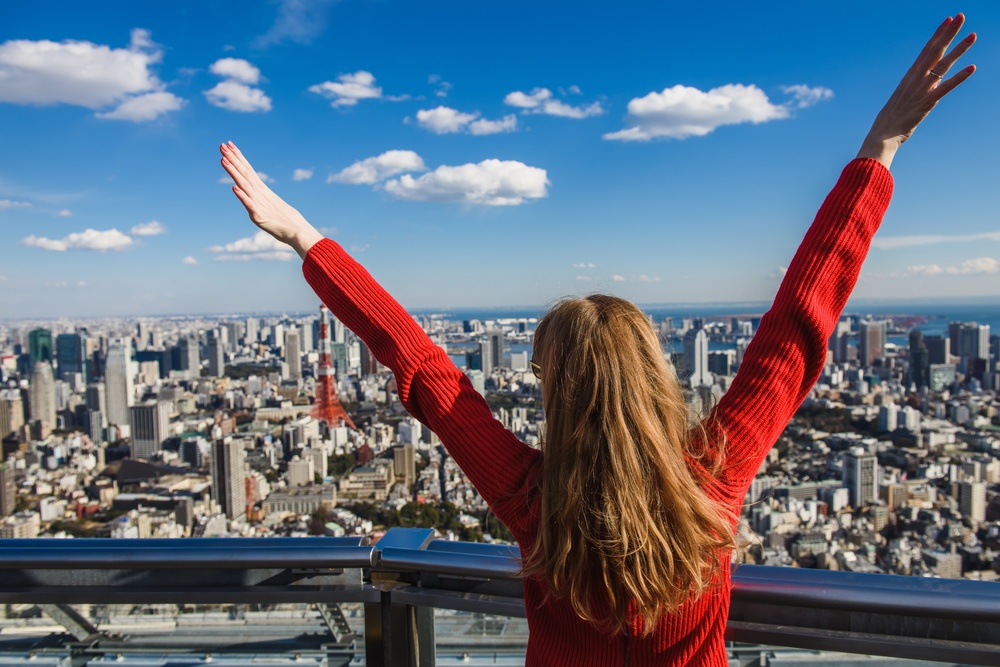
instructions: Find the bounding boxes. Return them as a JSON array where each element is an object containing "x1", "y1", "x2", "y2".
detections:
[
  {"x1": 908, "y1": 330, "x2": 930, "y2": 390},
  {"x1": 0, "y1": 462, "x2": 14, "y2": 518},
  {"x1": 959, "y1": 481, "x2": 987, "y2": 524},
  {"x1": 179, "y1": 336, "x2": 200, "y2": 373},
  {"x1": 829, "y1": 320, "x2": 852, "y2": 364},
  {"x1": 86, "y1": 409, "x2": 105, "y2": 444},
  {"x1": 480, "y1": 329, "x2": 504, "y2": 374},
  {"x1": 287, "y1": 456, "x2": 314, "y2": 487},
  {"x1": 56, "y1": 332, "x2": 89, "y2": 382},
  {"x1": 211, "y1": 438, "x2": 247, "y2": 521},
  {"x1": 104, "y1": 340, "x2": 134, "y2": 428},
  {"x1": 85, "y1": 382, "x2": 107, "y2": 420},
  {"x1": 313, "y1": 305, "x2": 356, "y2": 429},
  {"x1": 129, "y1": 401, "x2": 170, "y2": 460},
  {"x1": 683, "y1": 327, "x2": 713, "y2": 388},
  {"x1": 857, "y1": 320, "x2": 888, "y2": 367},
  {"x1": 359, "y1": 341, "x2": 380, "y2": 376},
  {"x1": 843, "y1": 448, "x2": 878, "y2": 508},
  {"x1": 0, "y1": 392, "x2": 25, "y2": 440},
  {"x1": 285, "y1": 328, "x2": 302, "y2": 380},
  {"x1": 271, "y1": 323, "x2": 285, "y2": 349},
  {"x1": 28, "y1": 362, "x2": 56, "y2": 430},
  {"x1": 207, "y1": 331, "x2": 225, "y2": 377},
  {"x1": 244, "y1": 318, "x2": 259, "y2": 345},
  {"x1": 332, "y1": 315, "x2": 346, "y2": 344},
  {"x1": 136, "y1": 321, "x2": 149, "y2": 351},
  {"x1": 956, "y1": 323, "x2": 990, "y2": 361},
  {"x1": 393, "y1": 444, "x2": 416, "y2": 487},
  {"x1": 300, "y1": 321, "x2": 314, "y2": 353},
  {"x1": 948, "y1": 321, "x2": 962, "y2": 356},
  {"x1": 223, "y1": 322, "x2": 240, "y2": 353},
  {"x1": 28, "y1": 328, "x2": 53, "y2": 367},
  {"x1": 925, "y1": 335, "x2": 949, "y2": 365}
]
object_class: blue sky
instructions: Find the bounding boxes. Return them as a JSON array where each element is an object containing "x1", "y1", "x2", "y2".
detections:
[{"x1": 2, "y1": 0, "x2": 999, "y2": 318}]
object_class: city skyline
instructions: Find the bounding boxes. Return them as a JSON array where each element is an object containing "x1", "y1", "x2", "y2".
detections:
[{"x1": 3, "y1": 1, "x2": 1000, "y2": 318}]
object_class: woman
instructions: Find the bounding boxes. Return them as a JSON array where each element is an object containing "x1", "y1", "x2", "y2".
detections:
[{"x1": 220, "y1": 16, "x2": 975, "y2": 666}]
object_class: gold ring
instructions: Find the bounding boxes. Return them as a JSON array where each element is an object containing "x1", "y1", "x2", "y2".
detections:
[{"x1": 929, "y1": 70, "x2": 944, "y2": 79}]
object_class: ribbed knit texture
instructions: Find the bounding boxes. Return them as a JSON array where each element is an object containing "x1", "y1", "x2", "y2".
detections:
[{"x1": 303, "y1": 158, "x2": 894, "y2": 666}]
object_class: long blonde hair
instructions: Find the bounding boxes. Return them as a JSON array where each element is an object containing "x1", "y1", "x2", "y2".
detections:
[{"x1": 524, "y1": 295, "x2": 735, "y2": 635}]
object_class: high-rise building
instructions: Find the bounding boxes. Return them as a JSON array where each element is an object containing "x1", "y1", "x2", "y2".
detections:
[
  {"x1": 0, "y1": 462, "x2": 15, "y2": 518},
  {"x1": 245, "y1": 318, "x2": 259, "y2": 346},
  {"x1": 481, "y1": 329, "x2": 504, "y2": 374},
  {"x1": 28, "y1": 361, "x2": 56, "y2": 430},
  {"x1": 86, "y1": 382, "x2": 107, "y2": 420},
  {"x1": 829, "y1": 320, "x2": 852, "y2": 364},
  {"x1": 129, "y1": 401, "x2": 171, "y2": 461},
  {"x1": 959, "y1": 481, "x2": 987, "y2": 524},
  {"x1": 925, "y1": 335, "x2": 950, "y2": 365},
  {"x1": 393, "y1": 444, "x2": 416, "y2": 487},
  {"x1": 908, "y1": 330, "x2": 929, "y2": 390},
  {"x1": 843, "y1": 448, "x2": 878, "y2": 507},
  {"x1": 207, "y1": 331, "x2": 225, "y2": 377},
  {"x1": 0, "y1": 391, "x2": 25, "y2": 440},
  {"x1": 211, "y1": 438, "x2": 246, "y2": 522},
  {"x1": 287, "y1": 456, "x2": 314, "y2": 487},
  {"x1": 285, "y1": 328, "x2": 302, "y2": 380},
  {"x1": 28, "y1": 328, "x2": 52, "y2": 366},
  {"x1": 955, "y1": 323, "x2": 990, "y2": 361},
  {"x1": 683, "y1": 327, "x2": 712, "y2": 388},
  {"x1": 104, "y1": 340, "x2": 134, "y2": 428},
  {"x1": 858, "y1": 320, "x2": 888, "y2": 367},
  {"x1": 179, "y1": 336, "x2": 200, "y2": 374},
  {"x1": 56, "y1": 331, "x2": 89, "y2": 382}
]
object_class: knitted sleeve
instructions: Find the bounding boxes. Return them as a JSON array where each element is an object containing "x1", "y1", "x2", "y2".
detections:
[
  {"x1": 302, "y1": 240, "x2": 542, "y2": 530},
  {"x1": 709, "y1": 158, "x2": 894, "y2": 500}
]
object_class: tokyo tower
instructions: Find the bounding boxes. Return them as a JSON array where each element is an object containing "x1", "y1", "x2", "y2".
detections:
[{"x1": 312, "y1": 305, "x2": 356, "y2": 429}]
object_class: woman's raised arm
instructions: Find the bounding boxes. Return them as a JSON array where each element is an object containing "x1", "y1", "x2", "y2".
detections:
[{"x1": 709, "y1": 15, "x2": 976, "y2": 500}]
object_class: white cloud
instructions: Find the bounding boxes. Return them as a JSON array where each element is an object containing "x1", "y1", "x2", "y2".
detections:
[
  {"x1": 904, "y1": 257, "x2": 999, "y2": 277},
  {"x1": 575, "y1": 275, "x2": 592, "y2": 281},
  {"x1": 56, "y1": 209, "x2": 72, "y2": 217},
  {"x1": 504, "y1": 87, "x2": 603, "y2": 119},
  {"x1": 429, "y1": 74, "x2": 453, "y2": 98},
  {"x1": 0, "y1": 199, "x2": 31, "y2": 210},
  {"x1": 637, "y1": 274, "x2": 661, "y2": 282},
  {"x1": 415, "y1": 106, "x2": 517, "y2": 135},
  {"x1": 255, "y1": 0, "x2": 334, "y2": 47},
  {"x1": 209, "y1": 230, "x2": 296, "y2": 261},
  {"x1": 0, "y1": 29, "x2": 184, "y2": 121},
  {"x1": 604, "y1": 84, "x2": 790, "y2": 141},
  {"x1": 292, "y1": 168, "x2": 314, "y2": 181},
  {"x1": 96, "y1": 91, "x2": 185, "y2": 121},
  {"x1": 205, "y1": 80, "x2": 272, "y2": 113},
  {"x1": 383, "y1": 159, "x2": 549, "y2": 206},
  {"x1": 181, "y1": 256, "x2": 198, "y2": 265},
  {"x1": 130, "y1": 220, "x2": 166, "y2": 236},
  {"x1": 209, "y1": 58, "x2": 261, "y2": 84},
  {"x1": 257, "y1": 172, "x2": 274, "y2": 184},
  {"x1": 329, "y1": 150, "x2": 426, "y2": 185},
  {"x1": 22, "y1": 228, "x2": 134, "y2": 252},
  {"x1": 781, "y1": 84, "x2": 834, "y2": 109},
  {"x1": 872, "y1": 231, "x2": 1000, "y2": 250},
  {"x1": 572, "y1": 262, "x2": 596, "y2": 269},
  {"x1": 612, "y1": 275, "x2": 626, "y2": 282},
  {"x1": 309, "y1": 71, "x2": 383, "y2": 108}
]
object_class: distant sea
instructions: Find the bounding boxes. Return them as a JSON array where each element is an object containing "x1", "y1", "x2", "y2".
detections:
[{"x1": 414, "y1": 302, "x2": 1000, "y2": 336}]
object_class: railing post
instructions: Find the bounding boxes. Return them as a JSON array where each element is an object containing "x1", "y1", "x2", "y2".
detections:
[{"x1": 372, "y1": 528, "x2": 436, "y2": 667}]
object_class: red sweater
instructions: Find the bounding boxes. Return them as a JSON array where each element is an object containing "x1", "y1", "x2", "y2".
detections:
[{"x1": 303, "y1": 159, "x2": 894, "y2": 665}]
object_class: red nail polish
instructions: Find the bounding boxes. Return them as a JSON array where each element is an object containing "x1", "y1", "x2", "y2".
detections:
[
  {"x1": 965, "y1": 65, "x2": 976, "y2": 73},
  {"x1": 964, "y1": 34, "x2": 976, "y2": 43}
]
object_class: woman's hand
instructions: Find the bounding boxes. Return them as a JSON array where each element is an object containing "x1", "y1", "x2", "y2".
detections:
[
  {"x1": 858, "y1": 14, "x2": 976, "y2": 169},
  {"x1": 220, "y1": 141, "x2": 323, "y2": 259}
]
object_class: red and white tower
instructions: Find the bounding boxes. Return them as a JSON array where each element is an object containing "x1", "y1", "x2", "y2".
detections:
[{"x1": 312, "y1": 305, "x2": 356, "y2": 429}]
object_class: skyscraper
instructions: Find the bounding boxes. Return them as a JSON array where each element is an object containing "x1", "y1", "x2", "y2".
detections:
[
  {"x1": 858, "y1": 320, "x2": 888, "y2": 367},
  {"x1": 129, "y1": 401, "x2": 171, "y2": 461},
  {"x1": 56, "y1": 331, "x2": 89, "y2": 382},
  {"x1": 28, "y1": 328, "x2": 52, "y2": 367},
  {"x1": 683, "y1": 327, "x2": 712, "y2": 388},
  {"x1": 211, "y1": 438, "x2": 247, "y2": 521},
  {"x1": 179, "y1": 336, "x2": 200, "y2": 374},
  {"x1": 843, "y1": 448, "x2": 878, "y2": 507},
  {"x1": 28, "y1": 361, "x2": 56, "y2": 430},
  {"x1": 829, "y1": 320, "x2": 852, "y2": 364},
  {"x1": 0, "y1": 462, "x2": 14, "y2": 518},
  {"x1": 908, "y1": 330, "x2": 929, "y2": 390},
  {"x1": 285, "y1": 328, "x2": 302, "y2": 380},
  {"x1": 104, "y1": 340, "x2": 134, "y2": 428},
  {"x1": 207, "y1": 331, "x2": 225, "y2": 377},
  {"x1": 0, "y1": 391, "x2": 25, "y2": 440},
  {"x1": 481, "y1": 329, "x2": 504, "y2": 374},
  {"x1": 959, "y1": 481, "x2": 986, "y2": 525}
]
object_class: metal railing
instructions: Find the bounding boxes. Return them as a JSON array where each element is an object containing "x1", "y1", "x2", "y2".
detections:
[{"x1": 1, "y1": 528, "x2": 998, "y2": 665}]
